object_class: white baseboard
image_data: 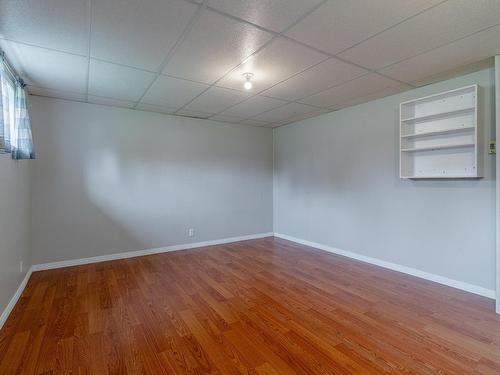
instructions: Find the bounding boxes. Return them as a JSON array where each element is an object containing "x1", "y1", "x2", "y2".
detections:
[
  {"x1": 0, "y1": 267, "x2": 33, "y2": 330},
  {"x1": 274, "y1": 233, "x2": 495, "y2": 299},
  {"x1": 31, "y1": 232, "x2": 274, "y2": 272},
  {"x1": 3, "y1": 231, "x2": 492, "y2": 330}
]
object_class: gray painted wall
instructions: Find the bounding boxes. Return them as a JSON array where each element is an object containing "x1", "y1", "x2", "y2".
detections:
[
  {"x1": 0, "y1": 157, "x2": 31, "y2": 314},
  {"x1": 30, "y1": 97, "x2": 273, "y2": 264},
  {"x1": 274, "y1": 68, "x2": 496, "y2": 291}
]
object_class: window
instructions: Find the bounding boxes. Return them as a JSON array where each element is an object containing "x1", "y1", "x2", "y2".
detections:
[
  {"x1": 0, "y1": 53, "x2": 34, "y2": 159},
  {"x1": 0, "y1": 55, "x2": 35, "y2": 160},
  {"x1": 0, "y1": 67, "x2": 16, "y2": 152}
]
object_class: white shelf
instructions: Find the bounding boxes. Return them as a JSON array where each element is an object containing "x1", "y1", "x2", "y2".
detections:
[
  {"x1": 400, "y1": 85, "x2": 476, "y2": 105},
  {"x1": 401, "y1": 175, "x2": 479, "y2": 179},
  {"x1": 399, "y1": 84, "x2": 481, "y2": 179},
  {"x1": 401, "y1": 126, "x2": 475, "y2": 139},
  {"x1": 401, "y1": 143, "x2": 475, "y2": 152},
  {"x1": 400, "y1": 106, "x2": 475, "y2": 123}
]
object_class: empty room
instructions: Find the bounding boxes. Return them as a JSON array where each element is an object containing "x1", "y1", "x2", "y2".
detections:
[{"x1": 1, "y1": 0, "x2": 500, "y2": 373}]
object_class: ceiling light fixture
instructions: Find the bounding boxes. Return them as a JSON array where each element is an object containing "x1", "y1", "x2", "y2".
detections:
[{"x1": 242, "y1": 72, "x2": 254, "y2": 90}]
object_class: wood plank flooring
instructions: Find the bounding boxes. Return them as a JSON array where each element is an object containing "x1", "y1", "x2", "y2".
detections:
[{"x1": 1, "y1": 237, "x2": 499, "y2": 374}]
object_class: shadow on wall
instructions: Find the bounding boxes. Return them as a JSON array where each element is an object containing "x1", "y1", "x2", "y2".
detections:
[{"x1": 31, "y1": 102, "x2": 272, "y2": 264}]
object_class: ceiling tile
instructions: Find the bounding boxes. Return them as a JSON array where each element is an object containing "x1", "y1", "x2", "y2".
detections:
[
  {"x1": 217, "y1": 37, "x2": 327, "y2": 92},
  {"x1": 330, "y1": 84, "x2": 410, "y2": 110},
  {"x1": 0, "y1": 40, "x2": 87, "y2": 93},
  {"x1": 175, "y1": 109, "x2": 213, "y2": 119},
  {"x1": 9, "y1": 0, "x2": 498, "y2": 118},
  {"x1": 88, "y1": 60, "x2": 156, "y2": 102},
  {"x1": 28, "y1": 86, "x2": 87, "y2": 102},
  {"x1": 91, "y1": 0, "x2": 198, "y2": 71},
  {"x1": 163, "y1": 9, "x2": 273, "y2": 84},
  {"x1": 253, "y1": 102, "x2": 319, "y2": 123},
  {"x1": 207, "y1": 0, "x2": 323, "y2": 32},
  {"x1": 141, "y1": 75, "x2": 209, "y2": 108},
  {"x1": 136, "y1": 103, "x2": 178, "y2": 114},
  {"x1": 262, "y1": 58, "x2": 368, "y2": 101},
  {"x1": 286, "y1": 0, "x2": 440, "y2": 55},
  {"x1": 221, "y1": 95, "x2": 287, "y2": 119},
  {"x1": 339, "y1": 0, "x2": 500, "y2": 70},
  {"x1": 184, "y1": 86, "x2": 251, "y2": 113},
  {"x1": 209, "y1": 114, "x2": 245, "y2": 124},
  {"x1": 379, "y1": 25, "x2": 500, "y2": 85},
  {"x1": 299, "y1": 73, "x2": 402, "y2": 108},
  {"x1": 88, "y1": 95, "x2": 136, "y2": 109},
  {"x1": 282, "y1": 108, "x2": 330, "y2": 124},
  {"x1": 239, "y1": 119, "x2": 271, "y2": 127},
  {"x1": 0, "y1": 0, "x2": 88, "y2": 54}
]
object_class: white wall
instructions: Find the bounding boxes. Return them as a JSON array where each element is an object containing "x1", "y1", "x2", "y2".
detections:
[
  {"x1": 29, "y1": 97, "x2": 273, "y2": 264},
  {"x1": 274, "y1": 68, "x2": 496, "y2": 291},
  {"x1": 0, "y1": 157, "x2": 31, "y2": 314},
  {"x1": 495, "y1": 56, "x2": 500, "y2": 311}
]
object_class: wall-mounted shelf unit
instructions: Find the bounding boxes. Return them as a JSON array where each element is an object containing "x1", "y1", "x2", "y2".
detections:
[{"x1": 400, "y1": 85, "x2": 481, "y2": 179}]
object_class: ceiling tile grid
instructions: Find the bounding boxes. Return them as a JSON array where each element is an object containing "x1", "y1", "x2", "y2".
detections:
[
  {"x1": 0, "y1": 0, "x2": 89, "y2": 55},
  {"x1": 207, "y1": 0, "x2": 325, "y2": 33},
  {"x1": 216, "y1": 37, "x2": 328, "y2": 93},
  {"x1": 26, "y1": 86, "x2": 87, "y2": 103},
  {"x1": 175, "y1": 108, "x2": 214, "y2": 119},
  {"x1": 136, "y1": 103, "x2": 179, "y2": 115},
  {"x1": 209, "y1": 114, "x2": 247, "y2": 124},
  {"x1": 285, "y1": 0, "x2": 443, "y2": 55},
  {"x1": 162, "y1": 9, "x2": 274, "y2": 84},
  {"x1": 338, "y1": 0, "x2": 500, "y2": 70},
  {"x1": 91, "y1": 0, "x2": 199, "y2": 71},
  {"x1": 239, "y1": 119, "x2": 272, "y2": 127},
  {"x1": 140, "y1": 75, "x2": 209, "y2": 109},
  {"x1": 252, "y1": 102, "x2": 320, "y2": 123},
  {"x1": 262, "y1": 57, "x2": 369, "y2": 101},
  {"x1": 329, "y1": 83, "x2": 411, "y2": 111},
  {"x1": 1, "y1": 0, "x2": 500, "y2": 127},
  {"x1": 183, "y1": 86, "x2": 252, "y2": 114},
  {"x1": 299, "y1": 73, "x2": 406, "y2": 109},
  {"x1": 220, "y1": 95, "x2": 288, "y2": 119},
  {"x1": 88, "y1": 95, "x2": 136, "y2": 109},
  {"x1": 379, "y1": 24, "x2": 500, "y2": 85},
  {"x1": 88, "y1": 60, "x2": 156, "y2": 102},
  {"x1": 0, "y1": 39, "x2": 88, "y2": 94}
]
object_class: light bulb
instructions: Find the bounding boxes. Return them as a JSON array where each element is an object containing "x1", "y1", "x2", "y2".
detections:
[{"x1": 242, "y1": 72, "x2": 254, "y2": 90}]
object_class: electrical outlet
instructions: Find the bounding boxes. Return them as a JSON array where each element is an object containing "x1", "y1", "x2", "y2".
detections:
[
  {"x1": 19, "y1": 260, "x2": 23, "y2": 274},
  {"x1": 188, "y1": 228, "x2": 195, "y2": 237},
  {"x1": 489, "y1": 140, "x2": 496, "y2": 155}
]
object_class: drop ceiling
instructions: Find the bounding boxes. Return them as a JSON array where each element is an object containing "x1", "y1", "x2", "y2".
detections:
[{"x1": 1, "y1": 0, "x2": 500, "y2": 127}]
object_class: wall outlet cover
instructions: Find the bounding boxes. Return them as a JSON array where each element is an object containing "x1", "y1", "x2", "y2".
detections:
[{"x1": 489, "y1": 140, "x2": 496, "y2": 155}]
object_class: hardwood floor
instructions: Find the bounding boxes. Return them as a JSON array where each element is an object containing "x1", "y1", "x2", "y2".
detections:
[{"x1": 1, "y1": 237, "x2": 499, "y2": 374}]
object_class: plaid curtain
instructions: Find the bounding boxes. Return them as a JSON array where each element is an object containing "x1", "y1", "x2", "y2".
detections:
[
  {"x1": 11, "y1": 82, "x2": 35, "y2": 160},
  {"x1": 0, "y1": 58, "x2": 8, "y2": 153},
  {"x1": 0, "y1": 55, "x2": 35, "y2": 159},
  {"x1": 0, "y1": 62, "x2": 3, "y2": 151}
]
